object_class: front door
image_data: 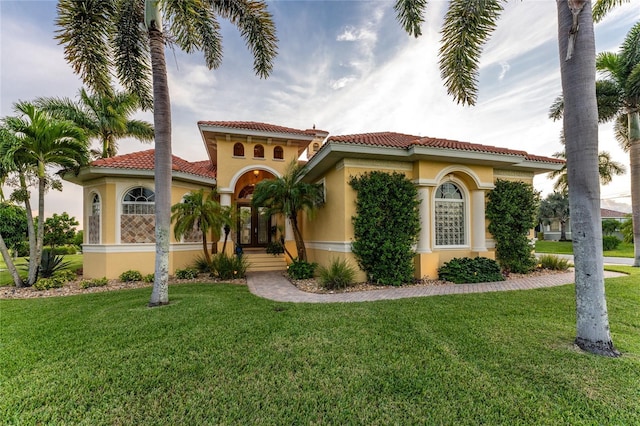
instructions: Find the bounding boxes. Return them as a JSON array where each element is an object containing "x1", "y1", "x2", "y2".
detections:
[{"x1": 237, "y1": 204, "x2": 271, "y2": 248}]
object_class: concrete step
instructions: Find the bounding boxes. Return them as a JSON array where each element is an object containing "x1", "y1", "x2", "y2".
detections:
[{"x1": 244, "y1": 253, "x2": 287, "y2": 272}]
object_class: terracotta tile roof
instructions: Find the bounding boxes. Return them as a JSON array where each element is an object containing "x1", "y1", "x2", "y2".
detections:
[
  {"x1": 601, "y1": 208, "x2": 629, "y2": 218},
  {"x1": 91, "y1": 150, "x2": 216, "y2": 179},
  {"x1": 197, "y1": 121, "x2": 312, "y2": 137},
  {"x1": 327, "y1": 132, "x2": 563, "y2": 164}
]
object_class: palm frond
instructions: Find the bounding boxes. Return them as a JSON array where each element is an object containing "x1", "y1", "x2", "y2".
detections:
[
  {"x1": 626, "y1": 63, "x2": 640, "y2": 101},
  {"x1": 55, "y1": 0, "x2": 116, "y2": 97},
  {"x1": 549, "y1": 95, "x2": 564, "y2": 121},
  {"x1": 620, "y1": 21, "x2": 640, "y2": 78},
  {"x1": 438, "y1": 0, "x2": 504, "y2": 106},
  {"x1": 595, "y1": 79, "x2": 624, "y2": 123},
  {"x1": 596, "y1": 51, "x2": 624, "y2": 83},
  {"x1": 211, "y1": 0, "x2": 278, "y2": 78},
  {"x1": 394, "y1": 0, "x2": 428, "y2": 38},
  {"x1": 614, "y1": 114, "x2": 630, "y2": 152},
  {"x1": 597, "y1": 150, "x2": 626, "y2": 185},
  {"x1": 113, "y1": 0, "x2": 153, "y2": 110},
  {"x1": 592, "y1": 0, "x2": 630, "y2": 23}
]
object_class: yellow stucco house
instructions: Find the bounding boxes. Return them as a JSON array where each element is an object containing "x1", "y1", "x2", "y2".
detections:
[{"x1": 65, "y1": 121, "x2": 563, "y2": 280}]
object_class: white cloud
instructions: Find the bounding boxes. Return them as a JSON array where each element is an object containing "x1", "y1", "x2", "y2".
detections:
[
  {"x1": 330, "y1": 76, "x2": 357, "y2": 90},
  {"x1": 498, "y1": 62, "x2": 511, "y2": 81}
]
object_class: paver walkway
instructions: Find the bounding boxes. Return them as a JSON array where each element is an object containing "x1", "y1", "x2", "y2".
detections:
[{"x1": 247, "y1": 270, "x2": 626, "y2": 303}]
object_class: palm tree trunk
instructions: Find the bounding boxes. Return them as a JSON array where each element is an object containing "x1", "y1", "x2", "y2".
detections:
[
  {"x1": 19, "y1": 172, "x2": 38, "y2": 285},
  {"x1": 628, "y1": 111, "x2": 640, "y2": 267},
  {"x1": 202, "y1": 233, "x2": 211, "y2": 264},
  {"x1": 560, "y1": 220, "x2": 567, "y2": 241},
  {"x1": 290, "y1": 215, "x2": 307, "y2": 261},
  {"x1": 148, "y1": 15, "x2": 171, "y2": 307},
  {"x1": 557, "y1": 0, "x2": 618, "y2": 356},
  {"x1": 36, "y1": 173, "x2": 46, "y2": 280},
  {"x1": 0, "y1": 232, "x2": 24, "y2": 287}
]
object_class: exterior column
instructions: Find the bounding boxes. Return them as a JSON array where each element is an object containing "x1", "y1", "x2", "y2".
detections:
[
  {"x1": 471, "y1": 190, "x2": 487, "y2": 252},
  {"x1": 219, "y1": 192, "x2": 232, "y2": 243},
  {"x1": 285, "y1": 217, "x2": 294, "y2": 242},
  {"x1": 417, "y1": 187, "x2": 431, "y2": 253}
]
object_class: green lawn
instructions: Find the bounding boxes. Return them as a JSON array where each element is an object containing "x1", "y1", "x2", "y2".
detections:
[
  {"x1": 1, "y1": 271, "x2": 639, "y2": 424},
  {"x1": 536, "y1": 240, "x2": 635, "y2": 258},
  {"x1": 0, "y1": 254, "x2": 83, "y2": 286}
]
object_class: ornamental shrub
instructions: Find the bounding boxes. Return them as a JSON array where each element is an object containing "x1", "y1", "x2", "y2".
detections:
[
  {"x1": 210, "y1": 253, "x2": 248, "y2": 280},
  {"x1": 287, "y1": 258, "x2": 317, "y2": 280},
  {"x1": 486, "y1": 179, "x2": 539, "y2": 274},
  {"x1": 33, "y1": 276, "x2": 66, "y2": 290},
  {"x1": 537, "y1": 254, "x2": 569, "y2": 271},
  {"x1": 119, "y1": 270, "x2": 143, "y2": 282},
  {"x1": 79, "y1": 277, "x2": 109, "y2": 289},
  {"x1": 349, "y1": 171, "x2": 420, "y2": 286},
  {"x1": 317, "y1": 258, "x2": 356, "y2": 290},
  {"x1": 143, "y1": 273, "x2": 154, "y2": 283},
  {"x1": 602, "y1": 235, "x2": 621, "y2": 251},
  {"x1": 438, "y1": 257, "x2": 504, "y2": 284},
  {"x1": 175, "y1": 268, "x2": 199, "y2": 280}
]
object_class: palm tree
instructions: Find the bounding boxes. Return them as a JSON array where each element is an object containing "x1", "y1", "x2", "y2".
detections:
[
  {"x1": 0, "y1": 150, "x2": 24, "y2": 287},
  {"x1": 35, "y1": 87, "x2": 154, "y2": 159},
  {"x1": 1, "y1": 102, "x2": 88, "y2": 285},
  {"x1": 539, "y1": 192, "x2": 571, "y2": 241},
  {"x1": 593, "y1": 22, "x2": 640, "y2": 267},
  {"x1": 56, "y1": 0, "x2": 278, "y2": 306},
  {"x1": 393, "y1": 0, "x2": 619, "y2": 356},
  {"x1": 251, "y1": 160, "x2": 322, "y2": 261},
  {"x1": 171, "y1": 189, "x2": 220, "y2": 264},
  {"x1": 548, "y1": 145, "x2": 625, "y2": 193}
]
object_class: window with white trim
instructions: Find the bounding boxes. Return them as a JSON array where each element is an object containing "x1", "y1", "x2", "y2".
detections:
[
  {"x1": 122, "y1": 187, "x2": 155, "y2": 215},
  {"x1": 435, "y1": 182, "x2": 465, "y2": 246}
]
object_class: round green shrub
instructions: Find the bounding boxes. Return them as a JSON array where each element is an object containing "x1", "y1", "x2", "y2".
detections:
[
  {"x1": 602, "y1": 235, "x2": 621, "y2": 251},
  {"x1": 287, "y1": 258, "x2": 317, "y2": 280},
  {"x1": 119, "y1": 270, "x2": 143, "y2": 282},
  {"x1": 175, "y1": 268, "x2": 199, "y2": 280},
  {"x1": 438, "y1": 257, "x2": 504, "y2": 284}
]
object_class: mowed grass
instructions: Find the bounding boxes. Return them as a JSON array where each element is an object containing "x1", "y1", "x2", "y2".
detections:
[
  {"x1": 536, "y1": 240, "x2": 635, "y2": 258},
  {"x1": 1, "y1": 272, "x2": 639, "y2": 424}
]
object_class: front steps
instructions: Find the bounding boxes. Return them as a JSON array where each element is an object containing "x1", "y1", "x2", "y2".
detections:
[{"x1": 244, "y1": 251, "x2": 287, "y2": 272}]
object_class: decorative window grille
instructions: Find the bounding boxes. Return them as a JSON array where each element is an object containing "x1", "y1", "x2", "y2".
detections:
[
  {"x1": 273, "y1": 146, "x2": 284, "y2": 159},
  {"x1": 435, "y1": 182, "x2": 465, "y2": 246},
  {"x1": 122, "y1": 187, "x2": 155, "y2": 215},
  {"x1": 89, "y1": 193, "x2": 101, "y2": 244},
  {"x1": 254, "y1": 144, "x2": 264, "y2": 158},
  {"x1": 233, "y1": 143, "x2": 244, "y2": 157}
]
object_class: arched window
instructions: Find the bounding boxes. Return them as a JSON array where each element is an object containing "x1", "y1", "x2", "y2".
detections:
[
  {"x1": 254, "y1": 144, "x2": 264, "y2": 158},
  {"x1": 122, "y1": 187, "x2": 155, "y2": 215},
  {"x1": 273, "y1": 146, "x2": 284, "y2": 159},
  {"x1": 233, "y1": 143, "x2": 244, "y2": 157},
  {"x1": 312, "y1": 142, "x2": 320, "y2": 152},
  {"x1": 88, "y1": 193, "x2": 101, "y2": 244},
  {"x1": 435, "y1": 182, "x2": 465, "y2": 246}
]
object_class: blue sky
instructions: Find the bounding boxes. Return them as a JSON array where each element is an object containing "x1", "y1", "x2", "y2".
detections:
[{"x1": 1, "y1": 1, "x2": 638, "y2": 224}]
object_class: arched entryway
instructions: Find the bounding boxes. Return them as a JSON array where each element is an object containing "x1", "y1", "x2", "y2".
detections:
[{"x1": 234, "y1": 169, "x2": 276, "y2": 248}]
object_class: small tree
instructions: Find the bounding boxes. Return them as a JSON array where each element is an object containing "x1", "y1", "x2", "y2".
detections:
[
  {"x1": 539, "y1": 192, "x2": 571, "y2": 242},
  {"x1": 349, "y1": 171, "x2": 420, "y2": 286},
  {"x1": 171, "y1": 189, "x2": 221, "y2": 264},
  {"x1": 621, "y1": 216, "x2": 634, "y2": 243},
  {"x1": 486, "y1": 180, "x2": 539, "y2": 274},
  {"x1": 43, "y1": 212, "x2": 79, "y2": 250},
  {"x1": 0, "y1": 202, "x2": 28, "y2": 255},
  {"x1": 601, "y1": 219, "x2": 619, "y2": 237}
]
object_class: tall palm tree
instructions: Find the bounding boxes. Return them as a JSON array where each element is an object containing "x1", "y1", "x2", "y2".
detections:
[
  {"x1": 56, "y1": 0, "x2": 278, "y2": 306},
  {"x1": 2, "y1": 102, "x2": 88, "y2": 285},
  {"x1": 592, "y1": 22, "x2": 640, "y2": 267},
  {"x1": 251, "y1": 160, "x2": 322, "y2": 261},
  {"x1": 35, "y1": 87, "x2": 154, "y2": 158},
  {"x1": 171, "y1": 189, "x2": 220, "y2": 264},
  {"x1": 393, "y1": 0, "x2": 618, "y2": 356}
]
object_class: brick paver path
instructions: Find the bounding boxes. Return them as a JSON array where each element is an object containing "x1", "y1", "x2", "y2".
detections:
[{"x1": 247, "y1": 270, "x2": 626, "y2": 303}]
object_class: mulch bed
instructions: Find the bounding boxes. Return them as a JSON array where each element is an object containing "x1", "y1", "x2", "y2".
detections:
[{"x1": 289, "y1": 268, "x2": 570, "y2": 294}]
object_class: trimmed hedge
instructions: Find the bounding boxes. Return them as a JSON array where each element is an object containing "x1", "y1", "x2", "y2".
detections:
[{"x1": 438, "y1": 257, "x2": 504, "y2": 284}]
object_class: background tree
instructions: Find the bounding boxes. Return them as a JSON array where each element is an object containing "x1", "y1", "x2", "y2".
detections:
[
  {"x1": 0, "y1": 202, "x2": 28, "y2": 255},
  {"x1": 620, "y1": 215, "x2": 634, "y2": 243},
  {"x1": 43, "y1": 212, "x2": 79, "y2": 250},
  {"x1": 56, "y1": 0, "x2": 278, "y2": 306},
  {"x1": 486, "y1": 180, "x2": 539, "y2": 274},
  {"x1": 601, "y1": 219, "x2": 620, "y2": 237},
  {"x1": 1, "y1": 102, "x2": 88, "y2": 285},
  {"x1": 35, "y1": 87, "x2": 154, "y2": 159},
  {"x1": 539, "y1": 192, "x2": 571, "y2": 242},
  {"x1": 252, "y1": 160, "x2": 322, "y2": 261},
  {"x1": 171, "y1": 189, "x2": 220, "y2": 264},
  {"x1": 393, "y1": 0, "x2": 618, "y2": 356}
]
